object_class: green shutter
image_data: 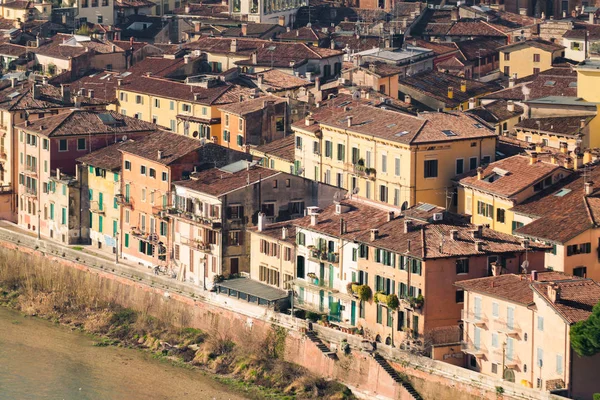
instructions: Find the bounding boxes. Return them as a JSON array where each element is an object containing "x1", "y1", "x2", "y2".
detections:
[
  {"x1": 113, "y1": 220, "x2": 117, "y2": 236},
  {"x1": 50, "y1": 203, "x2": 54, "y2": 220},
  {"x1": 124, "y1": 233, "x2": 129, "y2": 247},
  {"x1": 114, "y1": 173, "x2": 118, "y2": 182},
  {"x1": 89, "y1": 189, "x2": 93, "y2": 200},
  {"x1": 61, "y1": 208, "x2": 66, "y2": 225},
  {"x1": 99, "y1": 216, "x2": 103, "y2": 233},
  {"x1": 89, "y1": 166, "x2": 94, "y2": 174},
  {"x1": 89, "y1": 212, "x2": 93, "y2": 229},
  {"x1": 98, "y1": 192, "x2": 103, "y2": 211},
  {"x1": 114, "y1": 197, "x2": 118, "y2": 209}
]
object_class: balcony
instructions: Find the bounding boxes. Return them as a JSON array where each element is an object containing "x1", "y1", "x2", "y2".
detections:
[
  {"x1": 352, "y1": 163, "x2": 376, "y2": 180},
  {"x1": 493, "y1": 318, "x2": 521, "y2": 337},
  {"x1": 23, "y1": 167, "x2": 37, "y2": 177},
  {"x1": 152, "y1": 204, "x2": 178, "y2": 219},
  {"x1": 179, "y1": 236, "x2": 212, "y2": 253},
  {"x1": 90, "y1": 201, "x2": 105, "y2": 215},
  {"x1": 131, "y1": 228, "x2": 160, "y2": 243},
  {"x1": 305, "y1": 273, "x2": 330, "y2": 289},
  {"x1": 461, "y1": 309, "x2": 488, "y2": 327},
  {"x1": 23, "y1": 186, "x2": 37, "y2": 197},
  {"x1": 461, "y1": 340, "x2": 487, "y2": 358},
  {"x1": 307, "y1": 248, "x2": 339, "y2": 264},
  {"x1": 491, "y1": 347, "x2": 521, "y2": 367},
  {"x1": 175, "y1": 209, "x2": 222, "y2": 229},
  {"x1": 115, "y1": 194, "x2": 132, "y2": 207}
]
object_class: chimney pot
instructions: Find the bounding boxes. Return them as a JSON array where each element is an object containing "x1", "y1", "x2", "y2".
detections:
[
  {"x1": 310, "y1": 214, "x2": 318, "y2": 226},
  {"x1": 460, "y1": 80, "x2": 467, "y2": 92},
  {"x1": 258, "y1": 212, "x2": 266, "y2": 231},
  {"x1": 282, "y1": 226, "x2": 287, "y2": 239},
  {"x1": 468, "y1": 97, "x2": 476, "y2": 109},
  {"x1": 531, "y1": 270, "x2": 538, "y2": 281},
  {"x1": 157, "y1": 150, "x2": 163, "y2": 160},
  {"x1": 404, "y1": 220, "x2": 412, "y2": 233},
  {"x1": 477, "y1": 166, "x2": 484, "y2": 180},
  {"x1": 388, "y1": 211, "x2": 394, "y2": 222},
  {"x1": 475, "y1": 240, "x2": 484, "y2": 251},
  {"x1": 340, "y1": 218, "x2": 346, "y2": 235},
  {"x1": 585, "y1": 181, "x2": 594, "y2": 195},
  {"x1": 491, "y1": 262, "x2": 502, "y2": 276},
  {"x1": 404, "y1": 94, "x2": 411, "y2": 104},
  {"x1": 370, "y1": 228, "x2": 379, "y2": 241},
  {"x1": 530, "y1": 152, "x2": 538, "y2": 165},
  {"x1": 447, "y1": 87, "x2": 454, "y2": 99},
  {"x1": 548, "y1": 283, "x2": 561, "y2": 303},
  {"x1": 347, "y1": 116, "x2": 353, "y2": 127},
  {"x1": 580, "y1": 118, "x2": 586, "y2": 129},
  {"x1": 450, "y1": 229, "x2": 458, "y2": 240},
  {"x1": 507, "y1": 100, "x2": 515, "y2": 112}
]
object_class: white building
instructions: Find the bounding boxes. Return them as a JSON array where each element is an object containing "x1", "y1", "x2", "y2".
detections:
[{"x1": 229, "y1": 0, "x2": 307, "y2": 26}]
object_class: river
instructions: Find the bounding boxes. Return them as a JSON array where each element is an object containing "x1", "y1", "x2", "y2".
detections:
[{"x1": 0, "y1": 307, "x2": 245, "y2": 400}]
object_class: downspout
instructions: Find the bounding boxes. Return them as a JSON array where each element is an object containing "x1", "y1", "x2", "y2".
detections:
[
  {"x1": 411, "y1": 145, "x2": 418, "y2": 206},
  {"x1": 565, "y1": 323, "x2": 570, "y2": 395},
  {"x1": 530, "y1": 304, "x2": 535, "y2": 385}
]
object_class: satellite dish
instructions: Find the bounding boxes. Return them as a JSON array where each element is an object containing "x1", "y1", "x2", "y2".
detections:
[
  {"x1": 352, "y1": 90, "x2": 360, "y2": 100},
  {"x1": 297, "y1": 167, "x2": 304, "y2": 175},
  {"x1": 521, "y1": 260, "x2": 529, "y2": 273},
  {"x1": 121, "y1": 135, "x2": 128, "y2": 141},
  {"x1": 333, "y1": 191, "x2": 343, "y2": 202},
  {"x1": 352, "y1": 186, "x2": 359, "y2": 195}
]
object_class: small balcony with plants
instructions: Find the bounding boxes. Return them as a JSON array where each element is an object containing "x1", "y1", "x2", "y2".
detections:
[{"x1": 352, "y1": 158, "x2": 377, "y2": 180}]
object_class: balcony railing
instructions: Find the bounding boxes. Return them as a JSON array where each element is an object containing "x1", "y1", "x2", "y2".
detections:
[
  {"x1": 130, "y1": 228, "x2": 160, "y2": 243},
  {"x1": 175, "y1": 209, "x2": 222, "y2": 229},
  {"x1": 461, "y1": 339, "x2": 487, "y2": 358},
  {"x1": 115, "y1": 194, "x2": 132, "y2": 207},
  {"x1": 23, "y1": 166, "x2": 37, "y2": 177},
  {"x1": 152, "y1": 204, "x2": 177, "y2": 218},
  {"x1": 24, "y1": 186, "x2": 37, "y2": 196},
  {"x1": 90, "y1": 201, "x2": 104, "y2": 214},
  {"x1": 493, "y1": 318, "x2": 521, "y2": 336},
  {"x1": 179, "y1": 236, "x2": 212, "y2": 253},
  {"x1": 491, "y1": 347, "x2": 521, "y2": 366},
  {"x1": 461, "y1": 309, "x2": 488, "y2": 326}
]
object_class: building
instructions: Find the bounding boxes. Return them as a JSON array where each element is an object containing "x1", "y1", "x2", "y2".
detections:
[
  {"x1": 499, "y1": 39, "x2": 566, "y2": 79},
  {"x1": 465, "y1": 99, "x2": 524, "y2": 135},
  {"x1": 341, "y1": 61, "x2": 405, "y2": 99},
  {"x1": 15, "y1": 110, "x2": 158, "y2": 243},
  {"x1": 513, "y1": 115, "x2": 599, "y2": 152},
  {"x1": 250, "y1": 134, "x2": 295, "y2": 174},
  {"x1": 249, "y1": 220, "x2": 296, "y2": 291},
  {"x1": 70, "y1": 0, "x2": 114, "y2": 26},
  {"x1": 456, "y1": 272, "x2": 600, "y2": 398},
  {"x1": 575, "y1": 56, "x2": 600, "y2": 103},
  {"x1": 456, "y1": 154, "x2": 570, "y2": 235},
  {"x1": 118, "y1": 131, "x2": 251, "y2": 268},
  {"x1": 229, "y1": 0, "x2": 307, "y2": 25},
  {"x1": 77, "y1": 141, "x2": 133, "y2": 254},
  {"x1": 217, "y1": 95, "x2": 288, "y2": 152},
  {"x1": 293, "y1": 103, "x2": 497, "y2": 209},
  {"x1": 349, "y1": 45, "x2": 435, "y2": 80},
  {"x1": 398, "y1": 71, "x2": 502, "y2": 111},
  {"x1": 170, "y1": 162, "x2": 341, "y2": 287},
  {"x1": 511, "y1": 165, "x2": 600, "y2": 280},
  {"x1": 562, "y1": 25, "x2": 600, "y2": 62}
]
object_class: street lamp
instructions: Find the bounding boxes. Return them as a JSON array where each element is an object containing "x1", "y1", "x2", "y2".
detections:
[{"x1": 114, "y1": 231, "x2": 119, "y2": 264}]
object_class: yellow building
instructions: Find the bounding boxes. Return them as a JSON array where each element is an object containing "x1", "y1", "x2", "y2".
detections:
[
  {"x1": 513, "y1": 114, "x2": 599, "y2": 151},
  {"x1": 499, "y1": 39, "x2": 565, "y2": 79},
  {"x1": 250, "y1": 135, "x2": 295, "y2": 174},
  {"x1": 116, "y1": 75, "x2": 254, "y2": 142},
  {"x1": 249, "y1": 221, "x2": 296, "y2": 291},
  {"x1": 466, "y1": 99, "x2": 523, "y2": 135},
  {"x1": 341, "y1": 61, "x2": 402, "y2": 99},
  {"x1": 457, "y1": 154, "x2": 569, "y2": 235},
  {"x1": 77, "y1": 142, "x2": 131, "y2": 255},
  {"x1": 292, "y1": 103, "x2": 497, "y2": 209}
]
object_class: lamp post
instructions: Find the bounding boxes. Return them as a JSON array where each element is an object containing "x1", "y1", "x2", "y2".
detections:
[
  {"x1": 37, "y1": 209, "x2": 40, "y2": 240},
  {"x1": 114, "y1": 231, "x2": 119, "y2": 264}
]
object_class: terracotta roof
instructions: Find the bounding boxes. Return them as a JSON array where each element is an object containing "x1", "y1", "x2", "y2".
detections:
[
  {"x1": 217, "y1": 94, "x2": 286, "y2": 116},
  {"x1": 483, "y1": 69, "x2": 577, "y2": 101},
  {"x1": 411, "y1": 39, "x2": 458, "y2": 57},
  {"x1": 446, "y1": 21, "x2": 507, "y2": 37},
  {"x1": 515, "y1": 115, "x2": 594, "y2": 136},
  {"x1": 293, "y1": 198, "x2": 391, "y2": 241},
  {"x1": 0, "y1": 43, "x2": 26, "y2": 57},
  {"x1": 398, "y1": 70, "x2": 502, "y2": 109},
  {"x1": 357, "y1": 61, "x2": 405, "y2": 77},
  {"x1": 437, "y1": 56, "x2": 469, "y2": 69},
  {"x1": 499, "y1": 38, "x2": 565, "y2": 53},
  {"x1": 119, "y1": 130, "x2": 204, "y2": 165},
  {"x1": 253, "y1": 69, "x2": 312, "y2": 91},
  {"x1": 511, "y1": 166, "x2": 600, "y2": 243},
  {"x1": 16, "y1": 110, "x2": 158, "y2": 138},
  {"x1": 124, "y1": 56, "x2": 189, "y2": 79},
  {"x1": 455, "y1": 272, "x2": 571, "y2": 305},
  {"x1": 465, "y1": 99, "x2": 524, "y2": 123},
  {"x1": 250, "y1": 220, "x2": 297, "y2": 245},
  {"x1": 330, "y1": 34, "x2": 381, "y2": 52},
  {"x1": 222, "y1": 23, "x2": 282, "y2": 38},
  {"x1": 277, "y1": 26, "x2": 328, "y2": 41},
  {"x1": 0, "y1": 81, "x2": 104, "y2": 112},
  {"x1": 253, "y1": 135, "x2": 295, "y2": 162},
  {"x1": 115, "y1": 0, "x2": 155, "y2": 8},
  {"x1": 3, "y1": 0, "x2": 33, "y2": 9},
  {"x1": 457, "y1": 155, "x2": 565, "y2": 199},
  {"x1": 77, "y1": 140, "x2": 135, "y2": 171},
  {"x1": 454, "y1": 38, "x2": 505, "y2": 60},
  {"x1": 35, "y1": 34, "x2": 119, "y2": 60},
  {"x1": 533, "y1": 279, "x2": 600, "y2": 324},
  {"x1": 236, "y1": 42, "x2": 343, "y2": 68},
  {"x1": 563, "y1": 24, "x2": 600, "y2": 40},
  {"x1": 351, "y1": 208, "x2": 544, "y2": 259},
  {"x1": 56, "y1": 70, "x2": 120, "y2": 103},
  {"x1": 184, "y1": 37, "x2": 267, "y2": 56},
  {"x1": 174, "y1": 164, "x2": 279, "y2": 197}
]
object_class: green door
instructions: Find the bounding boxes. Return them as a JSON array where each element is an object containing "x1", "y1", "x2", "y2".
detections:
[
  {"x1": 328, "y1": 264, "x2": 334, "y2": 289},
  {"x1": 298, "y1": 287, "x2": 304, "y2": 304},
  {"x1": 351, "y1": 301, "x2": 356, "y2": 326},
  {"x1": 319, "y1": 290, "x2": 324, "y2": 312},
  {"x1": 319, "y1": 263, "x2": 325, "y2": 284}
]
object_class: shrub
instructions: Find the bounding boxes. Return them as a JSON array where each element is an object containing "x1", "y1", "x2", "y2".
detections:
[
  {"x1": 357, "y1": 285, "x2": 372, "y2": 302},
  {"x1": 110, "y1": 308, "x2": 137, "y2": 326},
  {"x1": 306, "y1": 311, "x2": 320, "y2": 322},
  {"x1": 386, "y1": 294, "x2": 400, "y2": 310}
]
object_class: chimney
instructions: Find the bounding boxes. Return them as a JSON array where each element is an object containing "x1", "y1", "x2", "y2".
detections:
[
  {"x1": 560, "y1": 142, "x2": 569, "y2": 154},
  {"x1": 547, "y1": 283, "x2": 561, "y2": 303},
  {"x1": 585, "y1": 181, "x2": 594, "y2": 195},
  {"x1": 258, "y1": 212, "x2": 266, "y2": 231},
  {"x1": 474, "y1": 240, "x2": 484, "y2": 251},
  {"x1": 535, "y1": 142, "x2": 544, "y2": 153},
  {"x1": 407, "y1": 239, "x2": 411, "y2": 252},
  {"x1": 185, "y1": 4, "x2": 190, "y2": 13},
  {"x1": 451, "y1": 7, "x2": 459, "y2": 21},
  {"x1": 508, "y1": 75, "x2": 516, "y2": 88},
  {"x1": 347, "y1": 116, "x2": 353, "y2": 127},
  {"x1": 310, "y1": 213, "x2": 318, "y2": 226},
  {"x1": 111, "y1": 44, "x2": 116, "y2": 53},
  {"x1": 584, "y1": 149, "x2": 593, "y2": 164},
  {"x1": 564, "y1": 156, "x2": 573, "y2": 169},
  {"x1": 448, "y1": 87, "x2": 454, "y2": 99},
  {"x1": 257, "y1": 74, "x2": 264, "y2": 85},
  {"x1": 520, "y1": 7, "x2": 528, "y2": 15},
  {"x1": 580, "y1": 118, "x2": 586, "y2": 129},
  {"x1": 315, "y1": 77, "x2": 321, "y2": 91},
  {"x1": 491, "y1": 262, "x2": 502, "y2": 276},
  {"x1": 89, "y1": 89, "x2": 94, "y2": 99},
  {"x1": 305, "y1": 115, "x2": 314, "y2": 126},
  {"x1": 388, "y1": 211, "x2": 394, "y2": 222},
  {"x1": 590, "y1": 12, "x2": 595, "y2": 24},
  {"x1": 251, "y1": 52, "x2": 257, "y2": 65},
  {"x1": 117, "y1": 78, "x2": 123, "y2": 86},
  {"x1": 529, "y1": 152, "x2": 538, "y2": 165},
  {"x1": 42, "y1": 76, "x2": 48, "y2": 85},
  {"x1": 340, "y1": 218, "x2": 346, "y2": 235},
  {"x1": 531, "y1": 270, "x2": 538, "y2": 281},
  {"x1": 241, "y1": 24, "x2": 248, "y2": 36},
  {"x1": 450, "y1": 229, "x2": 458, "y2": 240},
  {"x1": 404, "y1": 94, "x2": 411, "y2": 104},
  {"x1": 278, "y1": 15, "x2": 285, "y2": 26},
  {"x1": 56, "y1": 168, "x2": 61, "y2": 179},
  {"x1": 281, "y1": 226, "x2": 287, "y2": 239},
  {"x1": 477, "y1": 166, "x2": 484, "y2": 180},
  {"x1": 157, "y1": 150, "x2": 163, "y2": 160},
  {"x1": 194, "y1": 21, "x2": 201, "y2": 32},
  {"x1": 61, "y1": 84, "x2": 70, "y2": 103},
  {"x1": 184, "y1": 54, "x2": 191, "y2": 64},
  {"x1": 507, "y1": 100, "x2": 515, "y2": 112},
  {"x1": 460, "y1": 80, "x2": 467, "y2": 92},
  {"x1": 550, "y1": 153, "x2": 557, "y2": 165},
  {"x1": 370, "y1": 228, "x2": 379, "y2": 241},
  {"x1": 404, "y1": 220, "x2": 412, "y2": 233},
  {"x1": 563, "y1": 10, "x2": 567, "y2": 18},
  {"x1": 468, "y1": 97, "x2": 476, "y2": 109},
  {"x1": 10, "y1": 77, "x2": 17, "y2": 88}
]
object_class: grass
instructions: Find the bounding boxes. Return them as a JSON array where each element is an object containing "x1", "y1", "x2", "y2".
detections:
[{"x1": 71, "y1": 246, "x2": 85, "y2": 251}]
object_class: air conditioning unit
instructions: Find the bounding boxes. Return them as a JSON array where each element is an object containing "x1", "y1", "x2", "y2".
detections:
[{"x1": 433, "y1": 212, "x2": 443, "y2": 221}]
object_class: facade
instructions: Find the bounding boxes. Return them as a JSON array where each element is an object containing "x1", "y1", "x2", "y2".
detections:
[
  {"x1": 170, "y1": 162, "x2": 341, "y2": 288},
  {"x1": 70, "y1": 0, "x2": 115, "y2": 26},
  {"x1": 250, "y1": 135, "x2": 295, "y2": 174},
  {"x1": 499, "y1": 39, "x2": 565, "y2": 79},
  {"x1": 513, "y1": 115, "x2": 600, "y2": 151},
  {"x1": 465, "y1": 100, "x2": 523, "y2": 135},
  {"x1": 576, "y1": 57, "x2": 600, "y2": 103},
  {"x1": 457, "y1": 154, "x2": 570, "y2": 235},
  {"x1": 456, "y1": 273, "x2": 600, "y2": 397},
  {"x1": 293, "y1": 104, "x2": 497, "y2": 210},
  {"x1": 229, "y1": 0, "x2": 307, "y2": 25}
]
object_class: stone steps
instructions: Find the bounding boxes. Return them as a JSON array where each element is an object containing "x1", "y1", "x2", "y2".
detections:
[
  {"x1": 306, "y1": 330, "x2": 338, "y2": 359},
  {"x1": 373, "y1": 353, "x2": 423, "y2": 400}
]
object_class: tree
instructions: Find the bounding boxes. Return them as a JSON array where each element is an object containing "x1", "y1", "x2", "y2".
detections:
[{"x1": 571, "y1": 301, "x2": 600, "y2": 357}]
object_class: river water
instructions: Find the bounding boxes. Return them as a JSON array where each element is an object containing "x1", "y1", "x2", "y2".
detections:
[{"x1": 0, "y1": 307, "x2": 245, "y2": 400}]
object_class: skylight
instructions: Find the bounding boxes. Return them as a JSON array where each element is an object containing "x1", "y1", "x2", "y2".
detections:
[
  {"x1": 544, "y1": 81, "x2": 556, "y2": 87},
  {"x1": 442, "y1": 130, "x2": 457, "y2": 137},
  {"x1": 554, "y1": 188, "x2": 572, "y2": 197},
  {"x1": 569, "y1": 82, "x2": 578, "y2": 88},
  {"x1": 98, "y1": 113, "x2": 117, "y2": 125},
  {"x1": 483, "y1": 173, "x2": 501, "y2": 183},
  {"x1": 386, "y1": 123, "x2": 397, "y2": 128},
  {"x1": 417, "y1": 203, "x2": 436, "y2": 211},
  {"x1": 474, "y1": 123, "x2": 484, "y2": 128},
  {"x1": 395, "y1": 131, "x2": 409, "y2": 137},
  {"x1": 7, "y1": 92, "x2": 19, "y2": 99}
]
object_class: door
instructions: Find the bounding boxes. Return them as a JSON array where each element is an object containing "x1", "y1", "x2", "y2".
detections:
[
  {"x1": 507, "y1": 307, "x2": 514, "y2": 330},
  {"x1": 328, "y1": 264, "x2": 334, "y2": 289},
  {"x1": 319, "y1": 262, "x2": 325, "y2": 284},
  {"x1": 230, "y1": 258, "x2": 239, "y2": 275},
  {"x1": 474, "y1": 326, "x2": 481, "y2": 350},
  {"x1": 351, "y1": 301, "x2": 356, "y2": 326},
  {"x1": 474, "y1": 297, "x2": 482, "y2": 320},
  {"x1": 319, "y1": 290, "x2": 324, "y2": 312}
]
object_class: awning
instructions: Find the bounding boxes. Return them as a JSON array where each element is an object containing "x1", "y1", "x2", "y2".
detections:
[{"x1": 215, "y1": 278, "x2": 288, "y2": 302}]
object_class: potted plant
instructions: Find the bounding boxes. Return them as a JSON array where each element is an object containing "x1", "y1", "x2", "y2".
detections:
[
  {"x1": 357, "y1": 285, "x2": 372, "y2": 302},
  {"x1": 415, "y1": 294, "x2": 424, "y2": 309},
  {"x1": 386, "y1": 293, "x2": 400, "y2": 310}
]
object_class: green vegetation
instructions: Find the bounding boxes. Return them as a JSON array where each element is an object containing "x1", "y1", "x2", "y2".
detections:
[
  {"x1": 356, "y1": 285, "x2": 372, "y2": 302},
  {"x1": 571, "y1": 302, "x2": 600, "y2": 357},
  {"x1": 386, "y1": 294, "x2": 399, "y2": 310}
]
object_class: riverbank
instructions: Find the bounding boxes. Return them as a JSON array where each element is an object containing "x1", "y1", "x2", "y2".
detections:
[{"x1": 0, "y1": 247, "x2": 354, "y2": 400}]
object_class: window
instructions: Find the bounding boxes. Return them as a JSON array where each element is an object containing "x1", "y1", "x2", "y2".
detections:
[
  {"x1": 170, "y1": 120, "x2": 176, "y2": 131},
  {"x1": 61, "y1": 207, "x2": 67, "y2": 225},
  {"x1": 376, "y1": 304, "x2": 383, "y2": 324},
  {"x1": 395, "y1": 157, "x2": 400, "y2": 176},
  {"x1": 504, "y1": 66, "x2": 510, "y2": 75},
  {"x1": 59, "y1": 139, "x2": 68, "y2": 152},
  {"x1": 125, "y1": 160, "x2": 131, "y2": 170},
  {"x1": 492, "y1": 302, "x2": 499, "y2": 317},
  {"x1": 337, "y1": 143, "x2": 345, "y2": 161},
  {"x1": 456, "y1": 159, "x2": 464, "y2": 175},
  {"x1": 324, "y1": 140, "x2": 332, "y2": 158},
  {"x1": 492, "y1": 332, "x2": 498, "y2": 348},
  {"x1": 169, "y1": 101, "x2": 174, "y2": 111},
  {"x1": 567, "y1": 243, "x2": 592, "y2": 256},
  {"x1": 161, "y1": 172, "x2": 168, "y2": 181},
  {"x1": 135, "y1": 95, "x2": 143, "y2": 104},
  {"x1": 424, "y1": 159, "x2": 438, "y2": 178},
  {"x1": 537, "y1": 347, "x2": 544, "y2": 368},
  {"x1": 537, "y1": 316, "x2": 544, "y2": 331},
  {"x1": 119, "y1": 92, "x2": 127, "y2": 102},
  {"x1": 496, "y1": 208, "x2": 505, "y2": 223},
  {"x1": 477, "y1": 201, "x2": 493, "y2": 218},
  {"x1": 503, "y1": 52, "x2": 510, "y2": 61},
  {"x1": 556, "y1": 354, "x2": 563, "y2": 375},
  {"x1": 295, "y1": 136, "x2": 302, "y2": 150},
  {"x1": 533, "y1": 53, "x2": 540, "y2": 62},
  {"x1": 456, "y1": 258, "x2": 469, "y2": 274},
  {"x1": 77, "y1": 138, "x2": 86, "y2": 151},
  {"x1": 154, "y1": 99, "x2": 160, "y2": 108},
  {"x1": 182, "y1": 104, "x2": 191, "y2": 113},
  {"x1": 571, "y1": 42, "x2": 582, "y2": 51},
  {"x1": 482, "y1": 155, "x2": 491, "y2": 165},
  {"x1": 140, "y1": 165, "x2": 147, "y2": 175},
  {"x1": 223, "y1": 130, "x2": 230, "y2": 142},
  {"x1": 297, "y1": 232, "x2": 305, "y2": 245},
  {"x1": 229, "y1": 231, "x2": 241, "y2": 246},
  {"x1": 379, "y1": 185, "x2": 388, "y2": 202},
  {"x1": 381, "y1": 153, "x2": 387, "y2": 173},
  {"x1": 42, "y1": 138, "x2": 49, "y2": 150},
  {"x1": 224, "y1": 114, "x2": 229, "y2": 127},
  {"x1": 366, "y1": 151, "x2": 372, "y2": 168},
  {"x1": 533, "y1": 67, "x2": 540, "y2": 74},
  {"x1": 149, "y1": 168, "x2": 156, "y2": 179},
  {"x1": 455, "y1": 290, "x2": 464, "y2": 303},
  {"x1": 491, "y1": 363, "x2": 498, "y2": 374},
  {"x1": 237, "y1": 135, "x2": 243, "y2": 147},
  {"x1": 469, "y1": 157, "x2": 477, "y2": 170},
  {"x1": 394, "y1": 188, "x2": 400, "y2": 206}
]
